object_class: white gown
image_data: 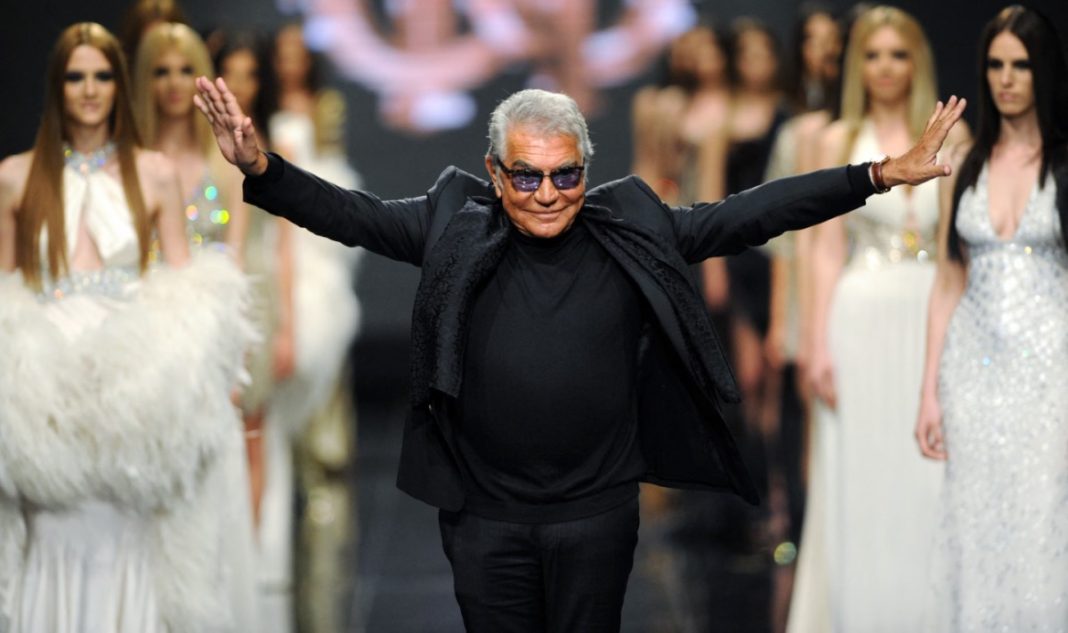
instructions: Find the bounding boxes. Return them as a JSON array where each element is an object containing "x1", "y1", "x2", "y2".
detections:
[
  {"x1": 789, "y1": 121, "x2": 944, "y2": 633},
  {"x1": 0, "y1": 160, "x2": 253, "y2": 633},
  {"x1": 255, "y1": 111, "x2": 363, "y2": 633},
  {"x1": 931, "y1": 165, "x2": 1068, "y2": 631}
]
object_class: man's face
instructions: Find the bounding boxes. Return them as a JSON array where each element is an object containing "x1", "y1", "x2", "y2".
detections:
[{"x1": 485, "y1": 126, "x2": 586, "y2": 239}]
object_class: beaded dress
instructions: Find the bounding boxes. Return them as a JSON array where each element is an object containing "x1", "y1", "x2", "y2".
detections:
[
  {"x1": 184, "y1": 172, "x2": 231, "y2": 251},
  {"x1": 932, "y1": 164, "x2": 1068, "y2": 631},
  {"x1": 791, "y1": 120, "x2": 944, "y2": 633},
  {"x1": 181, "y1": 167, "x2": 261, "y2": 633},
  {"x1": 0, "y1": 146, "x2": 252, "y2": 633}
]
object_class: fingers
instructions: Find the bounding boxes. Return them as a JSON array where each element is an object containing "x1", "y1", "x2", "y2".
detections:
[
  {"x1": 915, "y1": 420, "x2": 948, "y2": 460},
  {"x1": 937, "y1": 96, "x2": 965, "y2": 135},
  {"x1": 923, "y1": 100, "x2": 944, "y2": 134},
  {"x1": 816, "y1": 373, "x2": 836, "y2": 410},
  {"x1": 200, "y1": 77, "x2": 231, "y2": 125},
  {"x1": 195, "y1": 77, "x2": 228, "y2": 127},
  {"x1": 192, "y1": 94, "x2": 211, "y2": 123},
  {"x1": 216, "y1": 76, "x2": 246, "y2": 120}
]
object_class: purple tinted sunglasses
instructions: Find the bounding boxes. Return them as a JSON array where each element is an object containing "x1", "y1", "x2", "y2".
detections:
[{"x1": 495, "y1": 157, "x2": 585, "y2": 192}]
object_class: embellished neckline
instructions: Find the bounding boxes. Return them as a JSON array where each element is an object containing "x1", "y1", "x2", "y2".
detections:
[{"x1": 63, "y1": 142, "x2": 116, "y2": 175}]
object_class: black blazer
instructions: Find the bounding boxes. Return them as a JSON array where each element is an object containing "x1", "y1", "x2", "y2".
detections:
[{"x1": 244, "y1": 154, "x2": 876, "y2": 510}]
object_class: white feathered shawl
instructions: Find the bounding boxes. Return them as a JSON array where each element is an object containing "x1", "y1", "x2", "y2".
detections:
[{"x1": 0, "y1": 251, "x2": 255, "y2": 633}]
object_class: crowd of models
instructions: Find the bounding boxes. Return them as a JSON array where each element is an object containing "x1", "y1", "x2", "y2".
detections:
[{"x1": 0, "y1": 1, "x2": 1065, "y2": 632}]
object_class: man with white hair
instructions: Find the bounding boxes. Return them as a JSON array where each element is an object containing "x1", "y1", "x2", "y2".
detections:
[{"x1": 195, "y1": 78, "x2": 965, "y2": 632}]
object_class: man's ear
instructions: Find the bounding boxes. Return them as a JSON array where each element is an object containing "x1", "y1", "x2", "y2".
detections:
[{"x1": 484, "y1": 155, "x2": 502, "y2": 198}]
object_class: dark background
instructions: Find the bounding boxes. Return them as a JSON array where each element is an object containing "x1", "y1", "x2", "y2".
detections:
[{"x1": 2, "y1": 0, "x2": 1066, "y2": 399}]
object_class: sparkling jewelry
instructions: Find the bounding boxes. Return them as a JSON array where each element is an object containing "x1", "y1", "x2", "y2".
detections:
[{"x1": 63, "y1": 142, "x2": 116, "y2": 174}]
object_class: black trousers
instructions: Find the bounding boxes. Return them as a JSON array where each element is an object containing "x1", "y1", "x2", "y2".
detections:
[{"x1": 438, "y1": 496, "x2": 640, "y2": 633}]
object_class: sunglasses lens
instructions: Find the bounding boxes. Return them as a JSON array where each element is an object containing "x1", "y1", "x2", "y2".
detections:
[
  {"x1": 551, "y1": 168, "x2": 583, "y2": 190},
  {"x1": 512, "y1": 173, "x2": 542, "y2": 192}
]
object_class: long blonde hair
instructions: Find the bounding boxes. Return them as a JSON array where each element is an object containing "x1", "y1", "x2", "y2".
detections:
[
  {"x1": 838, "y1": 6, "x2": 937, "y2": 160},
  {"x1": 17, "y1": 22, "x2": 150, "y2": 289},
  {"x1": 133, "y1": 22, "x2": 216, "y2": 154}
]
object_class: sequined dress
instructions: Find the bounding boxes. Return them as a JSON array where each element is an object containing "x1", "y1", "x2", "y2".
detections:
[
  {"x1": 932, "y1": 164, "x2": 1068, "y2": 631},
  {"x1": 181, "y1": 168, "x2": 261, "y2": 633},
  {"x1": 184, "y1": 172, "x2": 231, "y2": 251},
  {"x1": 792, "y1": 120, "x2": 945, "y2": 633},
  {"x1": 0, "y1": 152, "x2": 252, "y2": 633}
]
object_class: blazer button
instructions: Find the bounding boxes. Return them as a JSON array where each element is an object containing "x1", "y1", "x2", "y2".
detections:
[{"x1": 427, "y1": 403, "x2": 435, "y2": 414}]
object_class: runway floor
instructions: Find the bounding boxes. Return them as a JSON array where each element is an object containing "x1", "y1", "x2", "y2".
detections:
[{"x1": 343, "y1": 400, "x2": 775, "y2": 633}]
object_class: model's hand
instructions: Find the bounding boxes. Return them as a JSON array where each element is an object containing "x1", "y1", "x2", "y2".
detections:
[
  {"x1": 193, "y1": 76, "x2": 266, "y2": 176},
  {"x1": 271, "y1": 327, "x2": 296, "y2": 381},
  {"x1": 881, "y1": 96, "x2": 968, "y2": 188},
  {"x1": 764, "y1": 323, "x2": 786, "y2": 371},
  {"x1": 915, "y1": 392, "x2": 948, "y2": 460},
  {"x1": 806, "y1": 344, "x2": 836, "y2": 410}
]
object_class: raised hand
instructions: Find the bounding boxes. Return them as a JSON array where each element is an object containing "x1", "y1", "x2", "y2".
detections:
[
  {"x1": 193, "y1": 76, "x2": 265, "y2": 176},
  {"x1": 881, "y1": 95, "x2": 968, "y2": 187}
]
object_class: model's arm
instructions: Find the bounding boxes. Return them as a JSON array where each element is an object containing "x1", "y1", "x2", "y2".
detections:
[
  {"x1": 220, "y1": 161, "x2": 250, "y2": 263},
  {"x1": 792, "y1": 111, "x2": 832, "y2": 373},
  {"x1": 0, "y1": 154, "x2": 29, "y2": 273},
  {"x1": 915, "y1": 144, "x2": 971, "y2": 461},
  {"x1": 804, "y1": 123, "x2": 850, "y2": 409},
  {"x1": 696, "y1": 120, "x2": 730, "y2": 309},
  {"x1": 194, "y1": 76, "x2": 432, "y2": 265},
  {"x1": 144, "y1": 151, "x2": 192, "y2": 267},
  {"x1": 271, "y1": 219, "x2": 296, "y2": 381},
  {"x1": 670, "y1": 97, "x2": 968, "y2": 263}
]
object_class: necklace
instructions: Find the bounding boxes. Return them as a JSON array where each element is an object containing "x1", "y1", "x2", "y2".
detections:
[{"x1": 63, "y1": 142, "x2": 116, "y2": 174}]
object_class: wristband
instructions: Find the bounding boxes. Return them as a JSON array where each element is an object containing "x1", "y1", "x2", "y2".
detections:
[{"x1": 871, "y1": 156, "x2": 892, "y2": 194}]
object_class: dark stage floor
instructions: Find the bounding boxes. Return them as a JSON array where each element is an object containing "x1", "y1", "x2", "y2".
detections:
[{"x1": 342, "y1": 400, "x2": 777, "y2": 633}]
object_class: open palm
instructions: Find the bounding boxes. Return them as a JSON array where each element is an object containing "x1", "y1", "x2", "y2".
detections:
[{"x1": 193, "y1": 76, "x2": 262, "y2": 173}]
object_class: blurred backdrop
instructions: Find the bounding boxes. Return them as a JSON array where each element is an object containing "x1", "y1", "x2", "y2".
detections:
[{"x1": 4, "y1": 0, "x2": 1065, "y2": 402}]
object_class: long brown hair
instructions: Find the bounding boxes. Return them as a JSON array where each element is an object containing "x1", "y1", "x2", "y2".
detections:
[{"x1": 17, "y1": 22, "x2": 151, "y2": 288}]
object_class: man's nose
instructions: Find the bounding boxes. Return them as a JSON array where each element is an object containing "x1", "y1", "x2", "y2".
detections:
[{"x1": 533, "y1": 176, "x2": 558, "y2": 204}]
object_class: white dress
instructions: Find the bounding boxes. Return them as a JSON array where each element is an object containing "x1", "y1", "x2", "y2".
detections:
[
  {"x1": 0, "y1": 160, "x2": 253, "y2": 633},
  {"x1": 256, "y1": 111, "x2": 363, "y2": 633},
  {"x1": 932, "y1": 165, "x2": 1068, "y2": 631},
  {"x1": 790, "y1": 120, "x2": 944, "y2": 632}
]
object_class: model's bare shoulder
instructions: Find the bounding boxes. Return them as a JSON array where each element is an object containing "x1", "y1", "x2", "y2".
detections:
[
  {"x1": 795, "y1": 110, "x2": 831, "y2": 144},
  {"x1": 135, "y1": 148, "x2": 177, "y2": 182},
  {"x1": 819, "y1": 120, "x2": 850, "y2": 152},
  {"x1": 134, "y1": 148, "x2": 180, "y2": 213},
  {"x1": 944, "y1": 122, "x2": 973, "y2": 158}
]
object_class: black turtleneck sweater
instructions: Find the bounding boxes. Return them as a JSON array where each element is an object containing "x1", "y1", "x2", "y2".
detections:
[{"x1": 455, "y1": 220, "x2": 648, "y2": 523}]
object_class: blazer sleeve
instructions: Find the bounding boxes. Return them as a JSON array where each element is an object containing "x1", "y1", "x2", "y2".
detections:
[
  {"x1": 242, "y1": 153, "x2": 447, "y2": 266},
  {"x1": 670, "y1": 164, "x2": 876, "y2": 263}
]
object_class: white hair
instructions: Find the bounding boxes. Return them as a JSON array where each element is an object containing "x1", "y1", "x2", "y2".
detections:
[{"x1": 486, "y1": 89, "x2": 594, "y2": 167}]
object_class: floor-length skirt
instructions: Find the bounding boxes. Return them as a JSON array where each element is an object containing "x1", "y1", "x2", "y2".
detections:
[{"x1": 820, "y1": 261, "x2": 942, "y2": 632}]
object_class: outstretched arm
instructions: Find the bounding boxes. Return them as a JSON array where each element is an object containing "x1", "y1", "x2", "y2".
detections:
[
  {"x1": 193, "y1": 76, "x2": 436, "y2": 265},
  {"x1": 672, "y1": 97, "x2": 968, "y2": 262}
]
